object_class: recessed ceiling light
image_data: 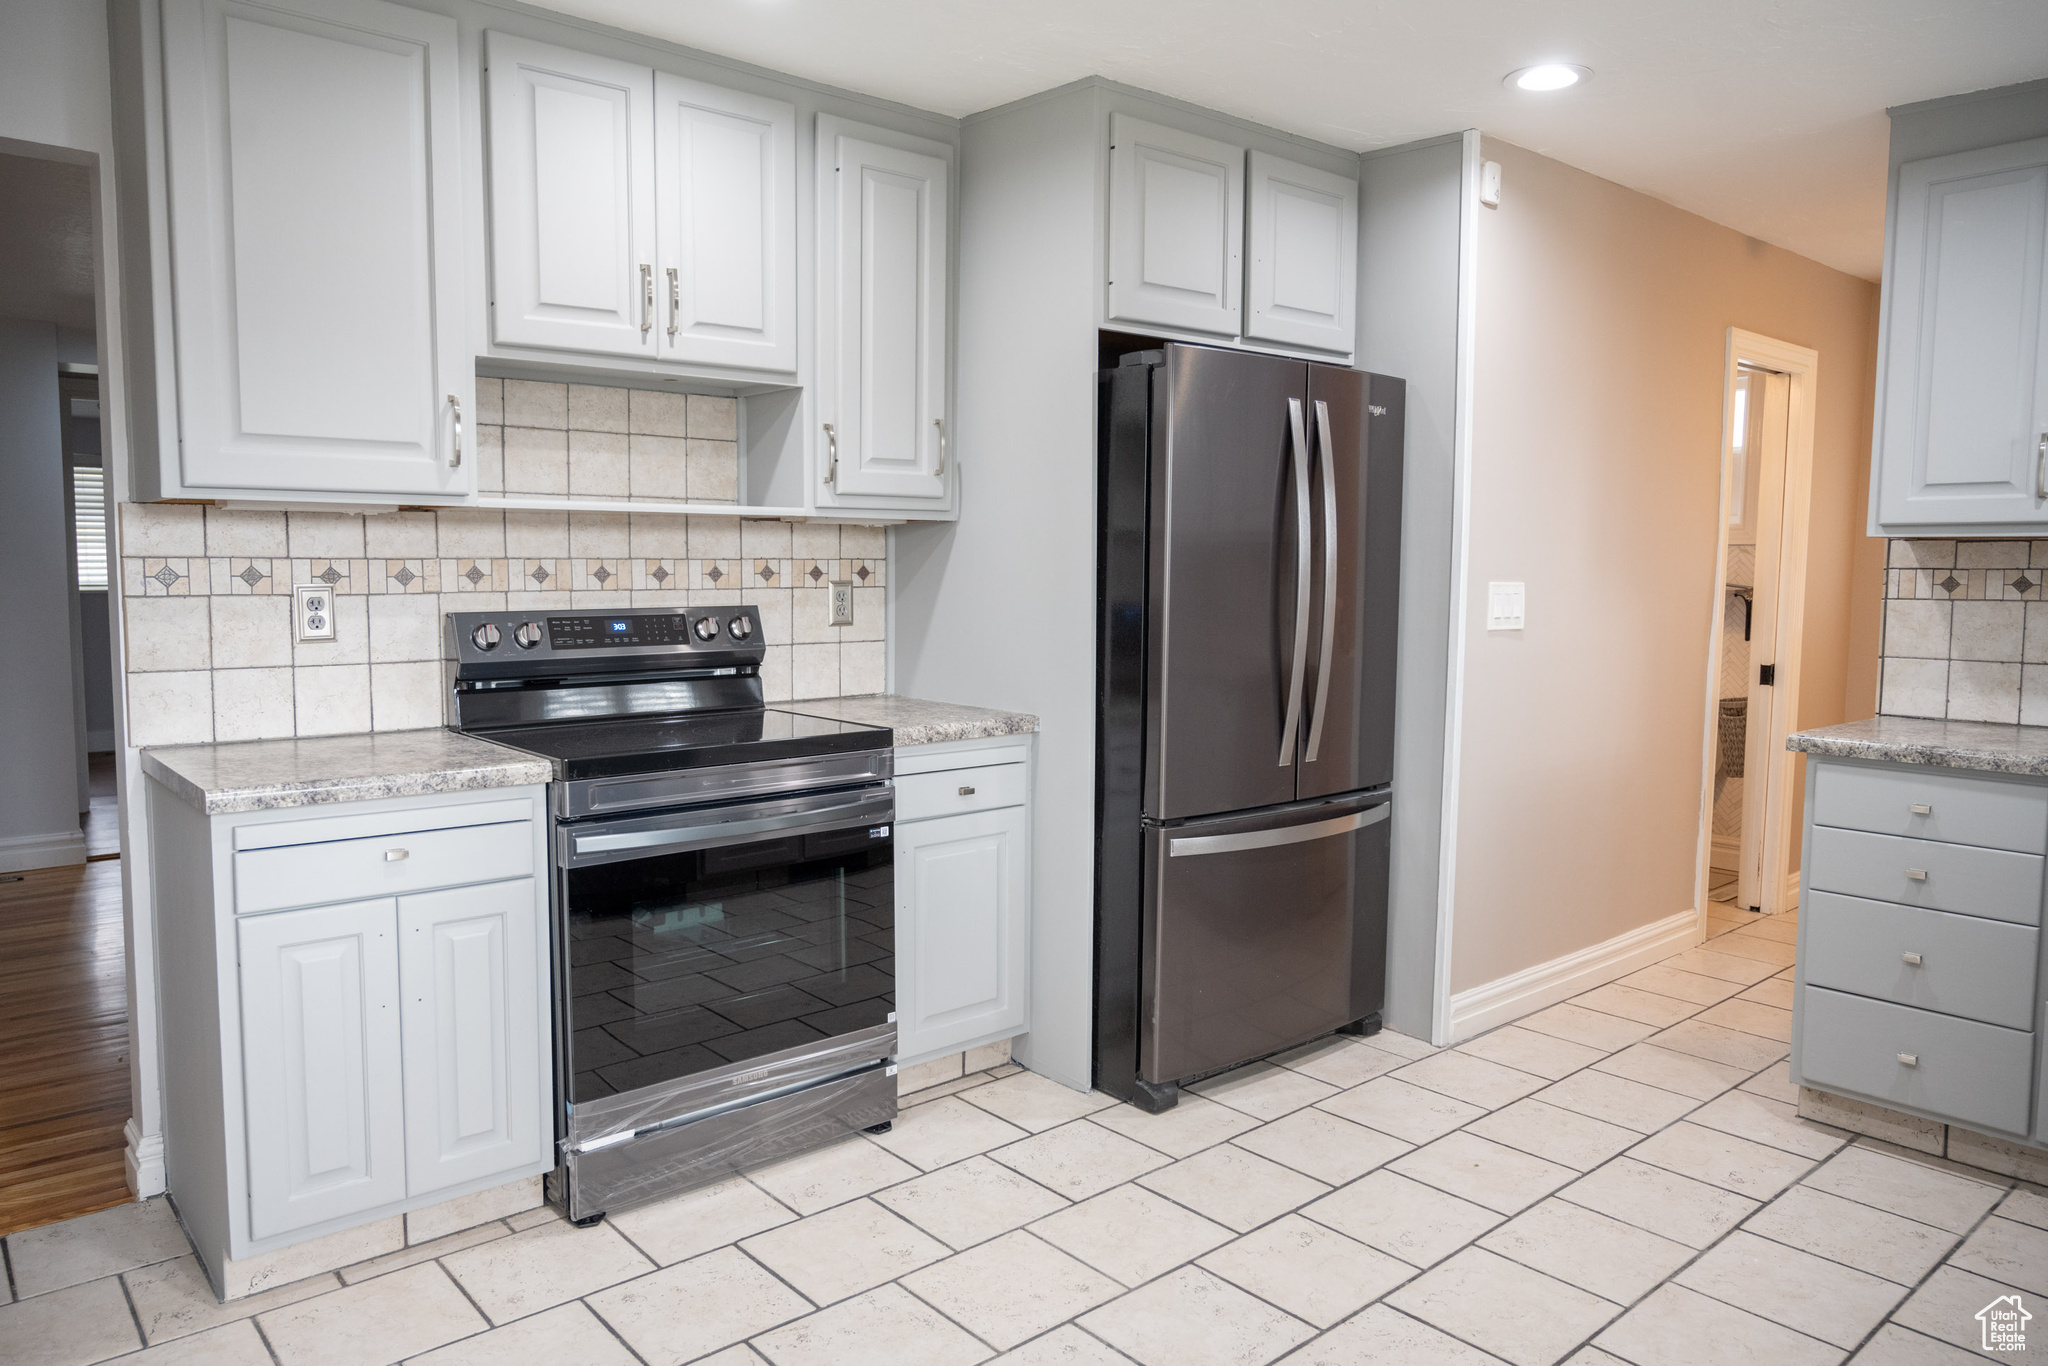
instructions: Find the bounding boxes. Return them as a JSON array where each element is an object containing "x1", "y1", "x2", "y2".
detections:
[{"x1": 1506, "y1": 63, "x2": 1591, "y2": 92}]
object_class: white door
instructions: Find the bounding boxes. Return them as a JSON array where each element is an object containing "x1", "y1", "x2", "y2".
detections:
[
  {"x1": 161, "y1": 0, "x2": 470, "y2": 498},
  {"x1": 1876, "y1": 136, "x2": 2048, "y2": 529},
  {"x1": 398, "y1": 879, "x2": 543, "y2": 1197},
  {"x1": 896, "y1": 806, "x2": 1028, "y2": 1061},
  {"x1": 1106, "y1": 114, "x2": 1244, "y2": 336},
  {"x1": 1740, "y1": 372, "x2": 1791, "y2": 913},
  {"x1": 1245, "y1": 151, "x2": 1357, "y2": 354},
  {"x1": 817, "y1": 116, "x2": 951, "y2": 503},
  {"x1": 654, "y1": 74, "x2": 796, "y2": 373},
  {"x1": 485, "y1": 32, "x2": 657, "y2": 358},
  {"x1": 238, "y1": 899, "x2": 405, "y2": 1239}
]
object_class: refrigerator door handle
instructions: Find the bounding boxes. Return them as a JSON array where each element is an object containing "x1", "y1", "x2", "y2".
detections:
[
  {"x1": 1280, "y1": 397, "x2": 1312, "y2": 767},
  {"x1": 1306, "y1": 398, "x2": 1341, "y2": 763},
  {"x1": 1168, "y1": 803, "x2": 1389, "y2": 857}
]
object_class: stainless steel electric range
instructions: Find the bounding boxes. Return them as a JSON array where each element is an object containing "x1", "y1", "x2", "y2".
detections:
[{"x1": 444, "y1": 606, "x2": 897, "y2": 1224}]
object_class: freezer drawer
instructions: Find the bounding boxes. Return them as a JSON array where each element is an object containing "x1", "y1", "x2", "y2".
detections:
[{"x1": 1141, "y1": 796, "x2": 1387, "y2": 1084}]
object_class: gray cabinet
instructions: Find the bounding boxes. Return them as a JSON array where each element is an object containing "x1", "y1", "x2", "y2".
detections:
[
  {"x1": 1792, "y1": 756, "x2": 2046, "y2": 1143},
  {"x1": 1107, "y1": 114, "x2": 1244, "y2": 337},
  {"x1": 1245, "y1": 151, "x2": 1358, "y2": 354},
  {"x1": 158, "y1": 0, "x2": 472, "y2": 500},
  {"x1": 816, "y1": 115, "x2": 952, "y2": 508},
  {"x1": 1873, "y1": 135, "x2": 2048, "y2": 532},
  {"x1": 894, "y1": 742, "x2": 1031, "y2": 1062},
  {"x1": 152, "y1": 783, "x2": 551, "y2": 1286}
]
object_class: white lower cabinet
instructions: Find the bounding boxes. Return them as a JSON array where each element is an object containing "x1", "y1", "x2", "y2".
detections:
[
  {"x1": 152, "y1": 783, "x2": 552, "y2": 1285},
  {"x1": 894, "y1": 743, "x2": 1031, "y2": 1062}
]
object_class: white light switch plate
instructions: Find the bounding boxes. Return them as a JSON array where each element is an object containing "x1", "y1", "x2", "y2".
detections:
[
  {"x1": 294, "y1": 584, "x2": 336, "y2": 642},
  {"x1": 1487, "y1": 581, "x2": 1525, "y2": 631}
]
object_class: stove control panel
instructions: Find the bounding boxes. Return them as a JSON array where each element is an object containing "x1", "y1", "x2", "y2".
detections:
[{"x1": 447, "y1": 606, "x2": 766, "y2": 676}]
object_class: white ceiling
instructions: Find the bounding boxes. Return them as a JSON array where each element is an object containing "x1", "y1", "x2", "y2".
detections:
[
  {"x1": 0, "y1": 151, "x2": 94, "y2": 331},
  {"x1": 524, "y1": 0, "x2": 2048, "y2": 280}
]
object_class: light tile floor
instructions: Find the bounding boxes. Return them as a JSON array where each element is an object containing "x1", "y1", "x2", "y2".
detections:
[{"x1": 5, "y1": 906, "x2": 2043, "y2": 1366}]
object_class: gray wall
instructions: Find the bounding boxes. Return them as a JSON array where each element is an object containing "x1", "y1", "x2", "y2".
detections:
[
  {"x1": 0, "y1": 315, "x2": 86, "y2": 868},
  {"x1": 1357, "y1": 134, "x2": 1473, "y2": 1041}
]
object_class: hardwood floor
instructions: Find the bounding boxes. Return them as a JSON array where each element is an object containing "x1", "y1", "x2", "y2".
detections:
[{"x1": 0, "y1": 859, "x2": 133, "y2": 1236}]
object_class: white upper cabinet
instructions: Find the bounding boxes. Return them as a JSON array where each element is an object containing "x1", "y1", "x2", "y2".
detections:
[
  {"x1": 161, "y1": 0, "x2": 471, "y2": 498},
  {"x1": 817, "y1": 116, "x2": 952, "y2": 503},
  {"x1": 486, "y1": 33, "x2": 657, "y2": 359},
  {"x1": 1875, "y1": 136, "x2": 2048, "y2": 530},
  {"x1": 1107, "y1": 114, "x2": 1244, "y2": 336},
  {"x1": 1245, "y1": 151, "x2": 1358, "y2": 354},
  {"x1": 654, "y1": 74, "x2": 797, "y2": 372}
]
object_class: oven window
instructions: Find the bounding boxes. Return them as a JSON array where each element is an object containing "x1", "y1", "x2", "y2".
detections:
[{"x1": 563, "y1": 828, "x2": 893, "y2": 1102}]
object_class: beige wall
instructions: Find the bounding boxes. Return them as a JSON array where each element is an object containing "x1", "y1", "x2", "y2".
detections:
[{"x1": 1448, "y1": 138, "x2": 1882, "y2": 997}]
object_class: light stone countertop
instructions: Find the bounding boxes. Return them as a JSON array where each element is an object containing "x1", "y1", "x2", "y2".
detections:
[
  {"x1": 783, "y1": 695, "x2": 1039, "y2": 747},
  {"x1": 143, "y1": 728, "x2": 555, "y2": 815},
  {"x1": 1787, "y1": 715, "x2": 2048, "y2": 777}
]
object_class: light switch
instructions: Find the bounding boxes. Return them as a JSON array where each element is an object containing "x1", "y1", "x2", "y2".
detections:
[
  {"x1": 1486, "y1": 581, "x2": 1525, "y2": 631},
  {"x1": 293, "y1": 584, "x2": 336, "y2": 642}
]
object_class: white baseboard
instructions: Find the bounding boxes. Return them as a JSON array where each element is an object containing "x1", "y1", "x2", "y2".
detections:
[
  {"x1": 1447, "y1": 908, "x2": 1702, "y2": 1042},
  {"x1": 1709, "y1": 837, "x2": 1739, "y2": 870},
  {"x1": 0, "y1": 829, "x2": 87, "y2": 873},
  {"x1": 125, "y1": 1118, "x2": 165, "y2": 1198}
]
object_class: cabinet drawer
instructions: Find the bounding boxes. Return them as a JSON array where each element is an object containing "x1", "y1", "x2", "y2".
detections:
[
  {"x1": 236, "y1": 820, "x2": 533, "y2": 915},
  {"x1": 1808, "y1": 826, "x2": 2043, "y2": 925},
  {"x1": 1797, "y1": 986, "x2": 2035, "y2": 1136},
  {"x1": 1803, "y1": 891, "x2": 2039, "y2": 1030},
  {"x1": 896, "y1": 763, "x2": 1026, "y2": 823},
  {"x1": 1813, "y1": 763, "x2": 2048, "y2": 853}
]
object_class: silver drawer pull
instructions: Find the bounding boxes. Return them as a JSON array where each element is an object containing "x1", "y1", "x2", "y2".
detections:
[
  {"x1": 1897, "y1": 1052, "x2": 1919, "y2": 1067},
  {"x1": 1909, "y1": 802, "x2": 1932, "y2": 816},
  {"x1": 385, "y1": 848, "x2": 409, "y2": 862},
  {"x1": 1901, "y1": 951, "x2": 1923, "y2": 966},
  {"x1": 958, "y1": 785, "x2": 976, "y2": 796},
  {"x1": 1905, "y1": 868, "x2": 1928, "y2": 882}
]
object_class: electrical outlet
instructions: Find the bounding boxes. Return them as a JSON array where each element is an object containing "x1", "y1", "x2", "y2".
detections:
[
  {"x1": 294, "y1": 584, "x2": 336, "y2": 642},
  {"x1": 829, "y1": 580, "x2": 855, "y2": 626}
]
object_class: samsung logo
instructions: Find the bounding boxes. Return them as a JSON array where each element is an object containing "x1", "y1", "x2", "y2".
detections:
[
  {"x1": 730, "y1": 1067, "x2": 776, "y2": 1086},
  {"x1": 1368, "y1": 405, "x2": 1388, "y2": 416}
]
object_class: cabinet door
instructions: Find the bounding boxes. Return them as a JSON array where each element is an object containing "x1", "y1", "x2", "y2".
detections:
[
  {"x1": 161, "y1": 0, "x2": 470, "y2": 497},
  {"x1": 896, "y1": 805, "x2": 1027, "y2": 1060},
  {"x1": 485, "y1": 32, "x2": 657, "y2": 358},
  {"x1": 654, "y1": 74, "x2": 796, "y2": 373},
  {"x1": 1106, "y1": 114, "x2": 1244, "y2": 336},
  {"x1": 398, "y1": 879, "x2": 543, "y2": 1197},
  {"x1": 238, "y1": 898, "x2": 404, "y2": 1239},
  {"x1": 1246, "y1": 152, "x2": 1357, "y2": 354},
  {"x1": 818, "y1": 116, "x2": 952, "y2": 503},
  {"x1": 1876, "y1": 137, "x2": 2048, "y2": 529}
]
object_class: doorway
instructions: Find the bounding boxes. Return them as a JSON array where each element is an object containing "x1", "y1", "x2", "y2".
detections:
[
  {"x1": 1697, "y1": 329, "x2": 1819, "y2": 931},
  {"x1": 0, "y1": 143, "x2": 131, "y2": 1236}
]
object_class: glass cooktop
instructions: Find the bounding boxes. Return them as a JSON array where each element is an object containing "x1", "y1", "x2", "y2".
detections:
[{"x1": 474, "y1": 707, "x2": 890, "y2": 781}]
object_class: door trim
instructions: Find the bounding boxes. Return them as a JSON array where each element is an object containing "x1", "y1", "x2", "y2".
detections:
[{"x1": 1694, "y1": 327, "x2": 1820, "y2": 932}]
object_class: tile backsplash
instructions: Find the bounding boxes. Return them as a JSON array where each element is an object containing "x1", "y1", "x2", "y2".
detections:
[
  {"x1": 118, "y1": 503, "x2": 885, "y2": 748},
  {"x1": 1878, "y1": 538, "x2": 2046, "y2": 724},
  {"x1": 475, "y1": 377, "x2": 740, "y2": 502}
]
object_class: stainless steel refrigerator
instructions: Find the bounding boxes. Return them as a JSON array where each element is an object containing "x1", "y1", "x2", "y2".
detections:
[{"x1": 1094, "y1": 342, "x2": 1403, "y2": 1112}]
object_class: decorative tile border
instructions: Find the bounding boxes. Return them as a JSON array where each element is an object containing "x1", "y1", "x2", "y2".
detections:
[{"x1": 1880, "y1": 539, "x2": 2048, "y2": 724}]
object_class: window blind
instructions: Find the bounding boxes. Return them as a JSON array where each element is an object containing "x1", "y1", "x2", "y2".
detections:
[{"x1": 73, "y1": 466, "x2": 108, "y2": 590}]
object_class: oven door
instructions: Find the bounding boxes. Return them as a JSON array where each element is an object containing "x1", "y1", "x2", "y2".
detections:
[{"x1": 556, "y1": 784, "x2": 896, "y2": 1140}]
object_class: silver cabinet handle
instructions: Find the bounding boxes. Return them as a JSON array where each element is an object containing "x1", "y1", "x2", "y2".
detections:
[
  {"x1": 958, "y1": 785, "x2": 975, "y2": 796},
  {"x1": 823, "y1": 423, "x2": 839, "y2": 485},
  {"x1": 2038, "y1": 433, "x2": 2046, "y2": 500},
  {"x1": 666, "y1": 267, "x2": 679, "y2": 339},
  {"x1": 936, "y1": 418, "x2": 947, "y2": 477},
  {"x1": 1897, "y1": 1053, "x2": 1919, "y2": 1067},
  {"x1": 640, "y1": 264, "x2": 654, "y2": 335},
  {"x1": 1906, "y1": 868, "x2": 1928, "y2": 882},
  {"x1": 1305, "y1": 398, "x2": 1341, "y2": 763},
  {"x1": 385, "y1": 848, "x2": 409, "y2": 862},
  {"x1": 1901, "y1": 951, "x2": 1923, "y2": 965},
  {"x1": 1909, "y1": 802, "x2": 1932, "y2": 816},
  {"x1": 446, "y1": 395, "x2": 462, "y2": 469},
  {"x1": 1279, "y1": 396, "x2": 1311, "y2": 767}
]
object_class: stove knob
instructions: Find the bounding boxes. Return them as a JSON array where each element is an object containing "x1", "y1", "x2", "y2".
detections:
[
  {"x1": 692, "y1": 616, "x2": 720, "y2": 641},
  {"x1": 470, "y1": 622, "x2": 501, "y2": 651},
  {"x1": 727, "y1": 615, "x2": 754, "y2": 641},
  {"x1": 513, "y1": 621, "x2": 543, "y2": 649}
]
